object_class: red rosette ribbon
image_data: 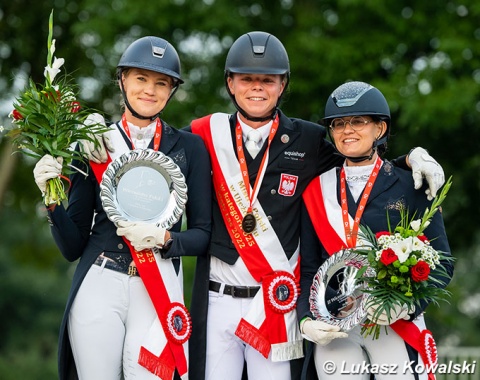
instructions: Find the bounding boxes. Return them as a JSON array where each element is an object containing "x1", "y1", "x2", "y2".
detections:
[
  {"x1": 263, "y1": 271, "x2": 298, "y2": 314},
  {"x1": 420, "y1": 329, "x2": 438, "y2": 378},
  {"x1": 163, "y1": 302, "x2": 192, "y2": 345}
]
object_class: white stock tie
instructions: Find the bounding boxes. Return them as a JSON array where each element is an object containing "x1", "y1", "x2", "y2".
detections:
[{"x1": 245, "y1": 129, "x2": 262, "y2": 159}]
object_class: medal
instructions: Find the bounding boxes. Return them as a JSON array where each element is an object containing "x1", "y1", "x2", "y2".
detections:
[
  {"x1": 235, "y1": 115, "x2": 279, "y2": 235},
  {"x1": 242, "y1": 212, "x2": 257, "y2": 234}
]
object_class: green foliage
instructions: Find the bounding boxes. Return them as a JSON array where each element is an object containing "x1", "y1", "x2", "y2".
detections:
[
  {"x1": 0, "y1": 0, "x2": 479, "y2": 375},
  {"x1": 356, "y1": 179, "x2": 454, "y2": 338}
]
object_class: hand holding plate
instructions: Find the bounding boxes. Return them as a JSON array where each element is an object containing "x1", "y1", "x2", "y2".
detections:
[
  {"x1": 300, "y1": 318, "x2": 348, "y2": 346},
  {"x1": 117, "y1": 220, "x2": 166, "y2": 251}
]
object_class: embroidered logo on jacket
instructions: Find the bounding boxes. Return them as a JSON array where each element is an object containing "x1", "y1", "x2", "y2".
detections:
[
  {"x1": 278, "y1": 173, "x2": 298, "y2": 197},
  {"x1": 283, "y1": 150, "x2": 306, "y2": 161}
]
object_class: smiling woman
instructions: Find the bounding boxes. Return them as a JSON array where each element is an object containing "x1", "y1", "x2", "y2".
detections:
[
  {"x1": 120, "y1": 68, "x2": 174, "y2": 127},
  {"x1": 299, "y1": 81, "x2": 454, "y2": 380},
  {"x1": 31, "y1": 35, "x2": 212, "y2": 380},
  {"x1": 324, "y1": 81, "x2": 391, "y2": 166},
  {"x1": 226, "y1": 73, "x2": 286, "y2": 129}
]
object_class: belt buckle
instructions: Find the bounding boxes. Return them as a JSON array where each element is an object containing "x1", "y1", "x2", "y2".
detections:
[
  {"x1": 232, "y1": 286, "x2": 249, "y2": 298},
  {"x1": 128, "y1": 265, "x2": 138, "y2": 277},
  {"x1": 226, "y1": 285, "x2": 237, "y2": 298}
]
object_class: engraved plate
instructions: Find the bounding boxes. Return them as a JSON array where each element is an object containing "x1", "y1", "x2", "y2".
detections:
[
  {"x1": 100, "y1": 149, "x2": 187, "y2": 229},
  {"x1": 309, "y1": 249, "x2": 375, "y2": 332}
]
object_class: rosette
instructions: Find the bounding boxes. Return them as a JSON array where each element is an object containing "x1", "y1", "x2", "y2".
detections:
[
  {"x1": 263, "y1": 271, "x2": 299, "y2": 314},
  {"x1": 163, "y1": 302, "x2": 192, "y2": 345},
  {"x1": 420, "y1": 329, "x2": 438, "y2": 370}
]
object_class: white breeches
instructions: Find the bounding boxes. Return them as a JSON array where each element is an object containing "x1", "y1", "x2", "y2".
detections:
[
  {"x1": 205, "y1": 289, "x2": 291, "y2": 380},
  {"x1": 68, "y1": 264, "x2": 166, "y2": 380},
  {"x1": 313, "y1": 316, "x2": 428, "y2": 380}
]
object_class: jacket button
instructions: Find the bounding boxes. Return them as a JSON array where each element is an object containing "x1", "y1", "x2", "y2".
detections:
[
  {"x1": 268, "y1": 216, "x2": 272, "y2": 220},
  {"x1": 270, "y1": 189, "x2": 276, "y2": 194},
  {"x1": 118, "y1": 243, "x2": 124, "y2": 249}
]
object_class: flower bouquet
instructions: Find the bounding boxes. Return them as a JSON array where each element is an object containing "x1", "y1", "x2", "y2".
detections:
[
  {"x1": 6, "y1": 10, "x2": 110, "y2": 206},
  {"x1": 355, "y1": 176, "x2": 454, "y2": 339}
]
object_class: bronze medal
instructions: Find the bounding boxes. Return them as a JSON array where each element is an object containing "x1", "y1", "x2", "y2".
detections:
[{"x1": 242, "y1": 213, "x2": 256, "y2": 234}]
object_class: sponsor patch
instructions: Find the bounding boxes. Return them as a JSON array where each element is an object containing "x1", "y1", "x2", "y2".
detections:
[
  {"x1": 283, "y1": 150, "x2": 306, "y2": 160},
  {"x1": 278, "y1": 173, "x2": 298, "y2": 196}
]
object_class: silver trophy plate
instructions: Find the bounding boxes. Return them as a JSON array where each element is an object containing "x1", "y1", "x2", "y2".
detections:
[
  {"x1": 309, "y1": 249, "x2": 375, "y2": 332},
  {"x1": 100, "y1": 149, "x2": 188, "y2": 229}
]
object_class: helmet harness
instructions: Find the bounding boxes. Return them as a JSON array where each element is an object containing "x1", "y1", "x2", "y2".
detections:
[
  {"x1": 117, "y1": 36, "x2": 184, "y2": 121},
  {"x1": 224, "y1": 32, "x2": 290, "y2": 123},
  {"x1": 323, "y1": 81, "x2": 390, "y2": 163}
]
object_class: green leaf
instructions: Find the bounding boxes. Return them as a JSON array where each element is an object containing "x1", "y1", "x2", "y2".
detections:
[{"x1": 377, "y1": 269, "x2": 387, "y2": 280}]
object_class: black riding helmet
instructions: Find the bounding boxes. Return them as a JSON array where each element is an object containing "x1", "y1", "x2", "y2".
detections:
[
  {"x1": 323, "y1": 81, "x2": 391, "y2": 162},
  {"x1": 224, "y1": 31, "x2": 290, "y2": 122},
  {"x1": 117, "y1": 36, "x2": 184, "y2": 121}
]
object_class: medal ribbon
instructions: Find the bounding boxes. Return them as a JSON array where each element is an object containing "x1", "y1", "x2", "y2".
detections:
[
  {"x1": 235, "y1": 115, "x2": 279, "y2": 216},
  {"x1": 340, "y1": 156, "x2": 382, "y2": 247},
  {"x1": 121, "y1": 113, "x2": 162, "y2": 151}
]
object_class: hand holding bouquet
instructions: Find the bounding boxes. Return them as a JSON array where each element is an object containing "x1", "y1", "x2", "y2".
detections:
[
  {"x1": 6, "y1": 10, "x2": 110, "y2": 206},
  {"x1": 356, "y1": 176, "x2": 454, "y2": 339}
]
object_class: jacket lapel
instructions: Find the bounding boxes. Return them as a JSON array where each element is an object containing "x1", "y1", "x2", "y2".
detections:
[
  {"x1": 246, "y1": 111, "x2": 301, "y2": 176},
  {"x1": 156, "y1": 121, "x2": 180, "y2": 154},
  {"x1": 343, "y1": 161, "x2": 399, "y2": 214},
  {"x1": 365, "y1": 161, "x2": 399, "y2": 205}
]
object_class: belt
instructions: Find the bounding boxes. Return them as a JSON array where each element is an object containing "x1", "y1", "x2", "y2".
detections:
[
  {"x1": 94, "y1": 254, "x2": 140, "y2": 277},
  {"x1": 209, "y1": 280, "x2": 260, "y2": 298}
]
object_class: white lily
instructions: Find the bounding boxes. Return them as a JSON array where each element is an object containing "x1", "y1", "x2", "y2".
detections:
[
  {"x1": 412, "y1": 236, "x2": 425, "y2": 251},
  {"x1": 44, "y1": 56, "x2": 65, "y2": 83},
  {"x1": 410, "y1": 219, "x2": 422, "y2": 232},
  {"x1": 389, "y1": 236, "x2": 413, "y2": 263}
]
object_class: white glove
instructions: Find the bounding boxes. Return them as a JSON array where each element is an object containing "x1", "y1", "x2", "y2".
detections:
[
  {"x1": 116, "y1": 221, "x2": 166, "y2": 251},
  {"x1": 366, "y1": 302, "x2": 412, "y2": 325},
  {"x1": 33, "y1": 155, "x2": 63, "y2": 194},
  {"x1": 79, "y1": 113, "x2": 114, "y2": 164},
  {"x1": 408, "y1": 147, "x2": 445, "y2": 200},
  {"x1": 300, "y1": 318, "x2": 348, "y2": 346}
]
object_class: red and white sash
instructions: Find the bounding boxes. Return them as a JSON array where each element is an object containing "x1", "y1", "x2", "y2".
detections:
[
  {"x1": 90, "y1": 124, "x2": 190, "y2": 379},
  {"x1": 302, "y1": 168, "x2": 437, "y2": 380},
  {"x1": 191, "y1": 113, "x2": 303, "y2": 362}
]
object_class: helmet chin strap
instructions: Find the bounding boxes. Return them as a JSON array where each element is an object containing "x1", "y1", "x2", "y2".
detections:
[
  {"x1": 236, "y1": 103, "x2": 278, "y2": 123},
  {"x1": 335, "y1": 135, "x2": 388, "y2": 163},
  {"x1": 227, "y1": 74, "x2": 288, "y2": 123},
  {"x1": 119, "y1": 72, "x2": 179, "y2": 121}
]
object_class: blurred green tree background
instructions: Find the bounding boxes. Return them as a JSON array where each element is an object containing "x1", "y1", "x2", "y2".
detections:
[{"x1": 1, "y1": 0, "x2": 479, "y2": 378}]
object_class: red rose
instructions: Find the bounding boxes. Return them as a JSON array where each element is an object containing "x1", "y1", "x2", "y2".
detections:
[
  {"x1": 380, "y1": 248, "x2": 398, "y2": 266},
  {"x1": 418, "y1": 235, "x2": 429, "y2": 244},
  {"x1": 71, "y1": 101, "x2": 81, "y2": 113},
  {"x1": 376, "y1": 231, "x2": 391, "y2": 239},
  {"x1": 411, "y1": 261, "x2": 430, "y2": 282},
  {"x1": 11, "y1": 109, "x2": 23, "y2": 120}
]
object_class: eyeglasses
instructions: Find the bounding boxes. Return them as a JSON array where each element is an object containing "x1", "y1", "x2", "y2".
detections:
[{"x1": 330, "y1": 116, "x2": 373, "y2": 133}]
